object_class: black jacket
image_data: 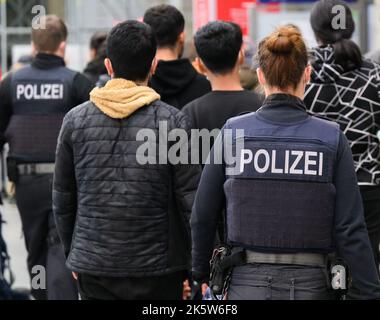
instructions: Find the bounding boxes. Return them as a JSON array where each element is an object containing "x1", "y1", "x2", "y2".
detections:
[
  {"x1": 83, "y1": 58, "x2": 108, "y2": 86},
  {"x1": 149, "y1": 59, "x2": 211, "y2": 109},
  {"x1": 53, "y1": 100, "x2": 201, "y2": 277},
  {"x1": 305, "y1": 46, "x2": 380, "y2": 186}
]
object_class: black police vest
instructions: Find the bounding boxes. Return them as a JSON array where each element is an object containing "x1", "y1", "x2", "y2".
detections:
[
  {"x1": 6, "y1": 65, "x2": 77, "y2": 163},
  {"x1": 224, "y1": 112, "x2": 340, "y2": 253}
]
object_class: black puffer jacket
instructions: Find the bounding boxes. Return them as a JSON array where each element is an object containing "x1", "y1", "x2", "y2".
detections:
[{"x1": 53, "y1": 99, "x2": 201, "y2": 277}]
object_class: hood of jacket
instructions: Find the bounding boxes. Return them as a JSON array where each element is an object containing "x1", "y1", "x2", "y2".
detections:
[
  {"x1": 150, "y1": 58, "x2": 199, "y2": 96},
  {"x1": 310, "y1": 46, "x2": 346, "y2": 84},
  {"x1": 90, "y1": 78, "x2": 160, "y2": 119}
]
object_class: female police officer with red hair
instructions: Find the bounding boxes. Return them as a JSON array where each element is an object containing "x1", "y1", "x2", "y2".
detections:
[{"x1": 191, "y1": 26, "x2": 380, "y2": 300}]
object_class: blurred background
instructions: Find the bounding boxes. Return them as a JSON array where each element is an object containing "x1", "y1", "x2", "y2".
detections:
[{"x1": 0, "y1": 0, "x2": 378, "y2": 76}]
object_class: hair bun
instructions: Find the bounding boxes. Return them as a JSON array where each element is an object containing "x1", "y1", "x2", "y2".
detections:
[{"x1": 266, "y1": 27, "x2": 301, "y2": 55}]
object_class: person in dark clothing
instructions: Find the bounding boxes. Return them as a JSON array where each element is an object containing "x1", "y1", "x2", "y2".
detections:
[
  {"x1": 304, "y1": 0, "x2": 380, "y2": 274},
  {"x1": 192, "y1": 26, "x2": 380, "y2": 300},
  {"x1": 53, "y1": 20, "x2": 201, "y2": 300},
  {"x1": 183, "y1": 21, "x2": 262, "y2": 164},
  {"x1": 83, "y1": 32, "x2": 108, "y2": 86},
  {"x1": 143, "y1": 4, "x2": 211, "y2": 109},
  {"x1": 0, "y1": 15, "x2": 93, "y2": 300}
]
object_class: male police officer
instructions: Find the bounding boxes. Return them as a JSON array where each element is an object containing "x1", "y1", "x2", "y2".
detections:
[{"x1": 0, "y1": 15, "x2": 93, "y2": 300}]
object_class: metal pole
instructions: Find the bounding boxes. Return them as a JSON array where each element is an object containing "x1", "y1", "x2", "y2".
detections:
[{"x1": 1, "y1": 0, "x2": 7, "y2": 75}]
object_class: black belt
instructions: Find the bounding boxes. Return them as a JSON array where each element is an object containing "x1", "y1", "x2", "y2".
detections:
[{"x1": 17, "y1": 163, "x2": 55, "y2": 175}]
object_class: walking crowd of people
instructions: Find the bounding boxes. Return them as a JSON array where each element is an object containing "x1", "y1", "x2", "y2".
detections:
[{"x1": 0, "y1": 0, "x2": 380, "y2": 300}]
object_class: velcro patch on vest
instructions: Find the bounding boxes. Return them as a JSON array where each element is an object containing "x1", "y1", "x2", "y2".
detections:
[
  {"x1": 230, "y1": 138, "x2": 334, "y2": 183},
  {"x1": 14, "y1": 81, "x2": 65, "y2": 101}
]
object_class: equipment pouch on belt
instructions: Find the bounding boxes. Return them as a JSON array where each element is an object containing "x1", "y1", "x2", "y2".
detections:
[
  {"x1": 6, "y1": 158, "x2": 19, "y2": 184},
  {"x1": 209, "y1": 245, "x2": 245, "y2": 299}
]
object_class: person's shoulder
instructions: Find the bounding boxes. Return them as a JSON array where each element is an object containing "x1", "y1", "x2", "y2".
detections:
[
  {"x1": 65, "y1": 100, "x2": 94, "y2": 120},
  {"x1": 226, "y1": 110, "x2": 257, "y2": 128},
  {"x1": 183, "y1": 92, "x2": 213, "y2": 113}
]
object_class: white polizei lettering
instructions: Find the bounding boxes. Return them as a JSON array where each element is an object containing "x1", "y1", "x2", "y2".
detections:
[
  {"x1": 16, "y1": 83, "x2": 64, "y2": 100},
  {"x1": 271, "y1": 150, "x2": 283, "y2": 174},
  {"x1": 284, "y1": 150, "x2": 290, "y2": 174},
  {"x1": 254, "y1": 149, "x2": 270, "y2": 173},
  {"x1": 16, "y1": 85, "x2": 25, "y2": 100},
  {"x1": 290, "y1": 151, "x2": 303, "y2": 175},
  {"x1": 24, "y1": 85, "x2": 34, "y2": 100},
  {"x1": 319, "y1": 152, "x2": 324, "y2": 176},
  {"x1": 240, "y1": 149, "x2": 253, "y2": 174},
  {"x1": 33, "y1": 84, "x2": 41, "y2": 99},
  {"x1": 305, "y1": 151, "x2": 318, "y2": 176}
]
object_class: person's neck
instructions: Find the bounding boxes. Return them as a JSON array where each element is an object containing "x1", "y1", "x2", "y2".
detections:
[
  {"x1": 209, "y1": 71, "x2": 243, "y2": 91},
  {"x1": 265, "y1": 87, "x2": 304, "y2": 100},
  {"x1": 155, "y1": 47, "x2": 180, "y2": 62}
]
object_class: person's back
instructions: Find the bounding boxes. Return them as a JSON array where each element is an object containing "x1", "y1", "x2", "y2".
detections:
[
  {"x1": 143, "y1": 5, "x2": 211, "y2": 109},
  {"x1": 0, "y1": 15, "x2": 92, "y2": 300},
  {"x1": 191, "y1": 26, "x2": 380, "y2": 300},
  {"x1": 53, "y1": 20, "x2": 200, "y2": 300},
  {"x1": 304, "y1": 0, "x2": 380, "y2": 272}
]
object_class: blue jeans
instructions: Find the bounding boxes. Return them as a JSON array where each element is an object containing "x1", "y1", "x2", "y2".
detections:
[{"x1": 227, "y1": 263, "x2": 332, "y2": 300}]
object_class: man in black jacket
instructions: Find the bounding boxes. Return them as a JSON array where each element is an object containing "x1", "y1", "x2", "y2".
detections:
[
  {"x1": 53, "y1": 20, "x2": 201, "y2": 300},
  {"x1": 0, "y1": 15, "x2": 93, "y2": 300},
  {"x1": 143, "y1": 5, "x2": 211, "y2": 109}
]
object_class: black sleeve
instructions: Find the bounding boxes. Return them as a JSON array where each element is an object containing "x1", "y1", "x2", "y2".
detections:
[
  {"x1": 170, "y1": 111, "x2": 202, "y2": 236},
  {"x1": 72, "y1": 72, "x2": 94, "y2": 106},
  {"x1": 0, "y1": 75, "x2": 13, "y2": 146},
  {"x1": 191, "y1": 130, "x2": 226, "y2": 282},
  {"x1": 334, "y1": 131, "x2": 380, "y2": 299},
  {"x1": 53, "y1": 112, "x2": 77, "y2": 257}
]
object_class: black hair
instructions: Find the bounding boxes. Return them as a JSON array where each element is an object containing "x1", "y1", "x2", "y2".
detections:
[
  {"x1": 143, "y1": 4, "x2": 185, "y2": 48},
  {"x1": 310, "y1": 0, "x2": 362, "y2": 71},
  {"x1": 194, "y1": 21, "x2": 243, "y2": 75},
  {"x1": 90, "y1": 32, "x2": 108, "y2": 52},
  {"x1": 106, "y1": 20, "x2": 157, "y2": 82}
]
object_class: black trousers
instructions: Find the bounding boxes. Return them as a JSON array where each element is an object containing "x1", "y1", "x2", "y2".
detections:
[
  {"x1": 15, "y1": 174, "x2": 78, "y2": 300},
  {"x1": 77, "y1": 272, "x2": 183, "y2": 300},
  {"x1": 360, "y1": 186, "x2": 380, "y2": 274}
]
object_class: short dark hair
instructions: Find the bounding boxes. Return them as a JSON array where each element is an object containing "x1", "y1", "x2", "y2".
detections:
[
  {"x1": 90, "y1": 32, "x2": 107, "y2": 52},
  {"x1": 106, "y1": 20, "x2": 157, "y2": 82},
  {"x1": 194, "y1": 21, "x2": 243, "y2": 74},
  {"x1": 143, "y1": 5, "x2": 185, "y2": 48},
  {"x1": 31, "y1": 15, "x2": 68, "y2": 53}
]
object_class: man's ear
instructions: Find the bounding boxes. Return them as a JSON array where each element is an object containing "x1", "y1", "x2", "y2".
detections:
[
  {"x1": 178, "y1": 31, "x2": 185, "y2": 45},
  {"x1": 238, "y1": 48, "x2": 245, "y2": 66},
  {"x1": 56, "y1": 41, "x2": 66, "y2": 58},
  {"x1": 104, "y1": 58, "x2": 114, "y2": 77},
  {"x1": 257, "y1": 67, "x2": 266, "y2": 86},
  {"x1": 196, "y1": 57, "x2": 208, "y2": 76},
  {"x1": 150, "y1": 58, "x2": 158, "y2": 76}
]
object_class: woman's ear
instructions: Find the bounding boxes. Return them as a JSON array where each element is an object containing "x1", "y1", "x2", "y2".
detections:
[
  {"x1": 257, "y1": 68, "x2": 266, "y2": 86},
  {"x1": 304, "y1": 65, "x2": 312, "y2": 85},
  {"x1": 104, "y1": 58, "x2": 114, "y2": 77}
]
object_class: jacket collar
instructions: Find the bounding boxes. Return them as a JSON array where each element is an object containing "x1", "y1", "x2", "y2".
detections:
[
  {"x1": 257, "y1": 94, "x2": 309, "y2": 124},
  {"x1": 32, "y1": 53, "x2": 65, "y2": 70}
]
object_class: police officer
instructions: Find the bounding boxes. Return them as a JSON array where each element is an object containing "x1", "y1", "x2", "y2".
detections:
[
  {"x1": 191, "y1": 26, "x2": 380, "y2": 300},
  {"x1": 0, "y1": 15, "x2": 93, "y2": 300}
]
